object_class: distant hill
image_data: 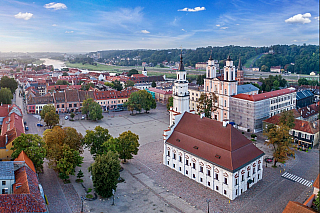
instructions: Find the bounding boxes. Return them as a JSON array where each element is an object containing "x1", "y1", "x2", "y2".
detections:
[{"x1": 76, "y1": 44, "x2": 319, "y2": 74}]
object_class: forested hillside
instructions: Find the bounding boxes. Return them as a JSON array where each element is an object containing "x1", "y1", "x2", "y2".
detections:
[{"x1": 73, "y1": 44, "x2": 319, "y2": 74}]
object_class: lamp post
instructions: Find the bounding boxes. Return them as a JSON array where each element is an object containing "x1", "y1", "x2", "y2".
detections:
[
  {"x1": 111, "y1": 189, "x2": 115, "y2": 206},
  {"x1": 206, "y1": 198, "x2": 211, "y2": 213},
  {"x1": 80, "y1": 196, "x2": 84, "y2": 213}
]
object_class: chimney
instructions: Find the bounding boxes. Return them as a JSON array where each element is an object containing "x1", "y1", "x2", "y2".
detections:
[
  {"x1": 223, "y1": 120, "x2": 229, "y2": 127},
  {"x1": 200, "y1": 112, "x2": 205, "y2": 119}
]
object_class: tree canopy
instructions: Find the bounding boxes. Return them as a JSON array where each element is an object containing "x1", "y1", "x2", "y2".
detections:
[
  {"x1": 197, "y1": 93, "x2": 218, "y2": 119},
  {"x1": 40, "y1": 104, "x2": 56, "y2": 120},
  {"x1": 151, "y1": 80, "x2": 156, "y2": 87},
  {"x1": 0, "y1": 88, "x2": 13, "y2": 104},
  {"x1": 56, "y1": 80, "x2": 69, "y2": 85},
  {"x1": 166, "y1": 97, "x2": 173, "y2": 110},
  {"x1": 111, "y1": 80, "x2": 123, "y2": 91},
  {"x1": 298, "y1": 78, "x2": 319, "y2": 86},
  {"x1": 88, "y1": 151, "x2": 120, "y2": 198},
  {"x1": 125, "y1": 90, "x2": 156, "y2": 114},
  {"x1": 124, "y1": 80, "x2": 135, "y2": 88},
  {"x1": 127, "y1": 69, "x2": 139, "y2": 77},
  {"x1": 258, "y1": 75, "x2": 287, "y2": 92},
  {"x1": 43, "y1": 126, "x2": 83, "y2": 169},
  {"x1": 11, "y1": 134, "x2": 47, "y2": 173},
  {"x1": 103, "y1": 130, "x2": 139, "y2": 163},
  {"x1": 44, "y1": 110, "x2": 60, "y2": 128},
  {"x1": 196, "y1": 74, "x2": 206, "y2": 85},
  {"x1": 264, "y1": 111, "x2": 295, "y2": 167},
  {"x1": 81, "y1": 98, "x2": 103, "y2": 121},
  {"x1": 0, "y1": 76, "x2": 18, "y2": 94},
  {"x1": 83, "y1": 126, "x2": 112, "y2": 157}
]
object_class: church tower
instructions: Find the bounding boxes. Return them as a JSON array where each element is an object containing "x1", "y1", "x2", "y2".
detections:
[
  {"x1": 170, "y1": 52, "x2": 189, "y2": 126},
  {"x1": 142, "y1": 66, "x2": 147, "y2": 76},
  {"x1": 236, "y1": 58, "x2": 244, "y2": 85}
]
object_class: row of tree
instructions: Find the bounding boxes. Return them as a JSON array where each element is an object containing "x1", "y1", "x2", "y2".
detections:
[
  {"x1": 258, "y1": 75, "x2": 287, "y2": 92},
  {"x1": 125, "y1": 90, "x2": 156, "y2": 114},
  {"x1": 297, "y1": 78, "x2": 320, "y2": 86}
]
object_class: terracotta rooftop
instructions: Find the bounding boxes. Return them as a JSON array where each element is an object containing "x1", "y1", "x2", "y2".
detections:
[
  {"x1": 313, "y1": 173, "x2": 319, "y2": 189},
  {"x1": 148, "y1": 87, "x2": 173, "y2": 95},
  {"x1": 264, "y1": 115, "x2": 319, "y2": 134},
  {"x1": 14, "y1": 150, "x2": 36, "y2": 173},
  {"x1": 297, "y1": 102, "x2": 319, "y2": 119},
  {"x1": 282, "y1": 201, "x2": 316, "y2": 213},
  {"x1": 166, "y1": 112, "x2": 264, "y2": 172},
  {"x1": 233, "y1": 88, "x2": 296, "y2": 101}
]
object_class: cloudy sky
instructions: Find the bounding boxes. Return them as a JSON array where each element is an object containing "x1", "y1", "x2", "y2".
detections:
[{"x1": 0, "y1": 0, "x2": 319, "y2": 52}]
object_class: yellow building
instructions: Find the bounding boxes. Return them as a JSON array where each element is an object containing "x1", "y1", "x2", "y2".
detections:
[{"x1": 188, "y1": 86, "x2": 205, "y2": 113}]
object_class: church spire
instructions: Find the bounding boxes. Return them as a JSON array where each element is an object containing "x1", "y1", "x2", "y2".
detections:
[
  {"x1": 178, "y1": 51, "x2": 185, "y2": 71},
  {"x1": 227, "y1": 55, "x2": 232, "y2": 61},
  {"x1": 209, "y1": 50, "x2": 213, "y2": 60}
]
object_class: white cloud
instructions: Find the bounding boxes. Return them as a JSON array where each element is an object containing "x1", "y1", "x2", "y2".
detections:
[
  {"x1": 178, "y1": 7, "x2": 206, "y2": 12},
  {"x1": 14, "y1": 12, "x2": 33, "y2": 20},
  {"x1": 181, "y1": 29, "x2": 186, "y2": 32},
  {"x1": 52, "y1": 24, "x2": 57, "y2": 26},
  {"x1": 293, "y1": 39, "x2": 298, "y2": 42},
  {"x1": 220, "y1": 27, "x2": 228, "y2": 30},
  {"x1": 216, "y1": 24, "x2": 220, "y2": 27},
  {"x1": 314, "y1": 16, "x2": 319, "y2": 21},
  {"x1": 65, "y1": 31, "x2": 74, "y2": 33},
  {"x1": 141, "y1": 30, "x2": 150, "y2": 34},
  {"x1": 236, "y1": 24, "x2": 240, "y2": 25},
  {"x1": 285, "y1": 13, "x2": 312, "y2": 24},
  {"x1": 44, "y1": 2, "x2": 67, "y2": 10}
]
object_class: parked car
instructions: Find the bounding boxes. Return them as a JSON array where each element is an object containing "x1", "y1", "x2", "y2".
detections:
[
  {"x1": 24, "y1": 121, "x2": 27, "y2": 125},
  {"x1": 36, "y1": 123, "x2": 43, "y2": 127},
  {"x1": 81, "y1": 116, "x2": 85, "y2": 120},
  {"x1": 265, "y1": 157, "x2": 273, "y2": 163},
  {"x1": 65, "y1": 116, "x2": 69, "y2": 120},
  {"x1": 25, "y1": 126, "x2": 29, "y2": 131}
]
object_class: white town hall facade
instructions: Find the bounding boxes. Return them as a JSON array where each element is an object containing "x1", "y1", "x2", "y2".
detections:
[{"x1": 164, "y1": 54, "x2": 265, "y2": 200}]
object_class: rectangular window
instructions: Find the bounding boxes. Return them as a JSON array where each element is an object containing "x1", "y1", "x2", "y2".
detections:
[
  {"x1": 173, "y1": 153, "x2": 176, "y2": 159},
  {"x1": 253, "y1": 168, "x2": 255, "y2": 174},
  {"x1": 2, "y1": 188, "x2": 8, "y2": 194},
  {"x1": 216, "y1": 186, "x2": 219, "y2": 190},
  {"x1": 242, "y1": 175, "x2": 244, "y2": 181},
  {"x1": 253, "y1": 178, "x2": 255, "y2": 183},
  {"x1": 236, "y1": 189, "x2": 238, "y2": 195},
  {"x1": 215, "y1": 174, "x2": 219, "y2": 180},
  {"x1": 306, "y1": 134, "x2": 310, "y2": 140},
  {"x1": 200, "y1": 178, "x2": 203, "y2": 182},
  {"x1": 2, "y1": 181, "x2": 5, "y2": 185},
  {"x1": 179, "y1": 167, "x2": 181, "y2": 171},
  {"x1": 167, "y1": 151, "x2": 170, "y2": 157},
  {"x1": 69, "y1": 104, "x2": 72, "y2": 107},
  {"x1": 295, "y1": 131, "x2": 299, "y2": 137},
  {"x1": 224, "y1": 190, "x2": 227, "y2": 195},
  {"x1": 258, "y1": 174, "x2": 260, "y2": 179},
  {"x1": 193, "y1": 174, "x2": 196, "y2": 178},
  {"x1": 235, "y1": 179, "x2": 238, "y2": 185},
  {"x1": 200, "y1": 166, "x2": 203, "y2": 173},
  {"x1": 301, "y1": 133, "x2": 305, "y2": 138},
  {"x1": 57, "y1": 104, "x2": 60, "y2": 108},
  {"x1": 173, "y1": 164, "x2": 175, "y2": 168},
  {"x1": 62, "y1": 104, "x2": 64, "y2": 108},
  {"x1": 167, "y1": 161, "x2": 169, "y2": 165},
  {"x1": 258, "y1": 165, "x2": 261, "y2": 171},
  {"x1": 207, "y1": 170, "x2": 211, "y2": 176},
  {"x1": 186, "y1": 170, "x2": 188, "y2": 175},
  {"x1": 186, "y1": 159, "x2": 189, "y2": 165},
  {"x1": 247, "y1": 171, "x2": 250, "y2": 178},
  {"x1": 74, "y1": 103, "x2": 77, "y2": 107},
  {"x1": 193, "y1": 163, "x2": 196, "y2": 169},
  {"x1": 208, "y1": 181, "x2": 211, "y2": 186},
  {"x1": 179, "y1": 156, "x2": 182, "y2": 162},
  {"x1": 224, "y1": 178, "x2": 228, "y2": 185}
]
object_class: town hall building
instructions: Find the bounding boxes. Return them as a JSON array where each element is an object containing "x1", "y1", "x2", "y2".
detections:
[{"x1": 164, "y1": 54, "x2": 265, "y2": 200}]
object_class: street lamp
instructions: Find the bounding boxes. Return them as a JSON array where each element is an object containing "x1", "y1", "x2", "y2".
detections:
[
  {"x1": 81, "y1": 196, "x2": 84, "y2": 213},
  {"x1": 206, "y1": 199, "x2": 211, "y2": 213},
  {"x1": 111, "y1": 189, "x2": 115, "y2": 206}
]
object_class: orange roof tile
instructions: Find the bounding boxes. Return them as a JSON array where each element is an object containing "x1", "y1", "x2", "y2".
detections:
[
  {"x1": 14, "y1": 151, "x2": 36, "y2": 173},
  {"x1": 282, "y1": 201, "x2": 316, "y2": 213},
  {"x1": 233, "y1": 88, "x2": 296, "y2": 101},
  {"x1": 314, "y1": 173, "x2": 320, "y2": 189}
]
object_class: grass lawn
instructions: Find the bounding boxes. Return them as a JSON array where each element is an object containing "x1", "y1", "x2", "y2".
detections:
[{"x1": 244, "y1": 55, "x2": 260, "y2": 68}]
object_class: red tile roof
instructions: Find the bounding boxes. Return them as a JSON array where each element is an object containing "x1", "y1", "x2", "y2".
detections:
[
  {"x1": 166, "y1": 112, "x2": 264, "y2": 172},
  {"x1": 297, "y1": 103, "x2": 319, "y2": 119},
  {"x1": 264, "y1": 115, "x2": 319, "y2": 134},
  {"x1": 0, "y1": 166, "x2": 47, "y2": 212},
  {"x1": 282, "y1": 201, "x2": 316, "y2": 213},
  {"x1": 14, "y1": 151, "x2": 36, "y2": 173},
  {"x1": 314, "y1": 173, "x2": 319, "y2": 189},
  {"x1": 233, "y1": 88, "x2": 296, "y2": 101}
]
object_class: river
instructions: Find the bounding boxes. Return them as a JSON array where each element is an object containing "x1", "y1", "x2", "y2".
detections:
[{"x1": 40, "y1": 58, "x2": 67, "y2": 70}]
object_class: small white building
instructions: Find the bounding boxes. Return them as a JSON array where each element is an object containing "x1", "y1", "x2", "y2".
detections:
[
  {"x1": 163, "y1": 112, "x2": 265, "y2": 200},
  {"x1": 0, "y1": 162, "x2": 15, "y2": 194}
]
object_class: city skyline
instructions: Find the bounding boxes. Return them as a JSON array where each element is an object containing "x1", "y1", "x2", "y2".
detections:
[{"x1": 0, "y1": 0, "x2": 319, "y2": 52}]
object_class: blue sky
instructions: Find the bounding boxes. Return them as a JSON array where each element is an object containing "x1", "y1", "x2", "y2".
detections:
[{"x1": 0, "y1": 0, "x2": 319, "y2": 52}]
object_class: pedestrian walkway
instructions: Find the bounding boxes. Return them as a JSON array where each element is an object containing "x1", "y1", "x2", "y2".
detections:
[{"x1": 281, "y1": 172, "x2": 313, "y2": 187}]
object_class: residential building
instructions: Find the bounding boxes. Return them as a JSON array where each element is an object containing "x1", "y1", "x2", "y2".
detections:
[
  {"x1": 27, "y1": 94, "x2": 54, "y2": 114},
  {"x1": 163, "y1": 112, "x2": 264, "y2": 200},
  {"x1": 134, "y1": 83, "x2": 152, "y2": 90},
  {"x1": 0, "y1": 151, "x2": 47, "y2": 212},
  {"x1": 270, "y1": 66, "x2": 281, "y2": 73},
  {"x1": 0, "y1": 162, "x2": 15, "y2": 194},
  {"x1": 188, "y1": 86, "x2": 204, "y2": 113},
  {"x1": 263, "y1": 115, "x2": 319, "y2": 149},
  {"x1": 65, "y1": 90, "x2": 80, "y2": 113},
  {"x1": 148, "y1": 88, "x2": 173, "y2": 104},
  {"x1": 297, "y1": 102, "x2": 319, "y2": 122},
  {"x1": 230, "y1": 88, "x2": 296, "y2": 132},
  {"x1": 296, "y1": 90, "x2": 314, "y2": 108}
]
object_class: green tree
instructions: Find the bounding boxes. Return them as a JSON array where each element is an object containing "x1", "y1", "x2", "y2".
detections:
[
  {"x1": 261, "y1": 65, "x2": 269, "y2": 72},
  {"x1": 0, "y1": 76, "x2": 18, "y2": 93},
  {"x1": 197, "y1": 93, "x2": 218, "y2": 119},
  {"x1": 88, "y1": 151, "x2": 120, "y2": 198},
  {"x1": 89, "y1": 102, "x2": 103, "y2": 121},
  {"x1": 314, "y1": 191, "x2": 320, "y2": 211},
  {"x1": 125, "y1": 90, "x2": 155, "y2": 114},
  {"x1": 127, "y1": 69, "x2": 139, "y2": 77},
  {"x1": 0, "y1": 88, "x2": 13, "y2": 104},
  {"x1": 44, "y1": 110, "x2": 60, "y2": 128},
  {"x1": 104, "y1": 130, "x2": 139, "y2": 163},
  {"x1": 166, "y1": 97, "x2": 173, "y2": 110},
  {"x1": 112, "y1": 80, "x2": 123, "y2": 91},
  {"x1": 81, "y1": 82, "x2": 95, "y2": 91},
  {"x1": 70, "y1": 112, "x2": 75, "y2": 120},
  {"x1": 56, "y1": 80, "x2": 69, "y2": 85},
  {"x1": 196, "y1": 74, "x2": 205, "y2": 85},
  {"x1": 43, "y1": 126, "x2": 83, "y2": 169},
  {"x1": 298, "y1": 78, "x2": 309, "y2": 86},
  {"x1": 11, "y1": 134, "x2": 47, "y2": 173},
  {"x1": 125, "y1": 80, "x2": 135, "y2": 88},
  {"x1": 77, "y1": 169, "x2": 84, "y2": 179},
  {"x1": 104, "y1": 82, "x2": 114, "y2": 87},
  {"x1": 62, "y1": 72, "x2": 68, "y2": 76},
  {"x1": 81, "y1": 98, "x2": 94, "y2": 118},
  {"x1": 83, "y1": 126, "x2": 111, "y2": 157},
  {"x1": 159, "y1": 64, "x2": 165, "y2": 68},
  {"x1": 56, "y1": 144, "x2": 83, "y2": 182},
  {"x1": 40, "y1": 104, "x2": 56, "y2": 120},
  {"x1": 151, "y1": 81, "x2": 156, "y2": 87},
  {"x1": 264, "y1": 112, "x2": 295, "y2": 167},
  {"x1": 279, "y1": 110, "x2": 295, "y2": 129},
  {"x1": 273, "y1": 80, "x2": 280, "y2": 90}
]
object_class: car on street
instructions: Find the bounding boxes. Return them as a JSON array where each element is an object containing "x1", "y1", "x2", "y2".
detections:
[
  {"x1": 265, "y1": 157, "x2": 273, "y2": 163},
  {"x1": 81, "y1": 116, "x2": 85, "y2": 120},
  {"x1": 36, "y1": 123, "x2": 43, "y2": 127},
  {"x1": 65, "y1": 116, "x2": 69, "y2": 120},
  {"x1": 25, "y1": 126, "x2": 29, "y2": 131}
]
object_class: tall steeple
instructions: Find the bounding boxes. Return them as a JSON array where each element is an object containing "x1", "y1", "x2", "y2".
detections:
[
  {"x1": 206, "y1": 52, "x2": 216, "y2": 79},
  {"x1": 178, "y1": 51, "x2": 185, "y2": 71}
]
